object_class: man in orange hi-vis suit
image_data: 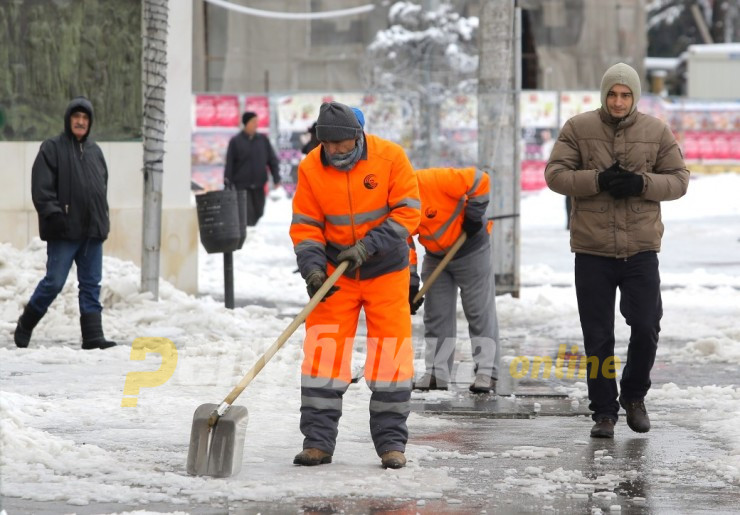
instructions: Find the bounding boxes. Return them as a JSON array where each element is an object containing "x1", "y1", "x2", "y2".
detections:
[
  {"x1": 289, "y1": 102, "x2": 420, "y2": 469},
  {"x1": 410, "y1": 167, "x2": 500, "y2": 394}
]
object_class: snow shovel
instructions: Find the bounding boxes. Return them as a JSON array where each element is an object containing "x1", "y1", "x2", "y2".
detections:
[
  {"x1": 186, "y1": 261, "x2": 350, "y2": 477},
  {"x1": 412, "y1": 233, "x2": 467, "y2": 304}
]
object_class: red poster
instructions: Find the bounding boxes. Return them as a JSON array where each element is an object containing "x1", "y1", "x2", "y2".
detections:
[
  {"x1": 195, "y1": 95, "x2": 217, "y2": 127},
  {"x1": 244, "y1": 96, "x2": 270, "y2": 130},
  {"x1": 196, "y1": 95, "x2": 240, "y2": 127},
  {"x1": 214, "y1": 95, "x2": 240, "y2": 127}
]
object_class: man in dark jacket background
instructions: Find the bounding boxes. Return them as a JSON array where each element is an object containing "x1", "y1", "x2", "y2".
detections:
[
  {"x1": 14, "y1": 96, "x2": 116, "y2": 350},
  {"x1": 224, "y1": 111, "x2": 281, "y2": 226}
]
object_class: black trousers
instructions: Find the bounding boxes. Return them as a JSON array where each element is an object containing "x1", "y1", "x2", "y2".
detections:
[
  {"x1": 245, "y1": 187, "x2": 266, "y2": 227},
  {"x1": 575, "y1": 252, "x2": 662, "y2": 422}
]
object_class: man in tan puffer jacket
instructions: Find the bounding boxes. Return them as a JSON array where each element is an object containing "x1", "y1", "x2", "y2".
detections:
[{"x1": 545, "y1": 63, "x2": 689, "y2": 439}]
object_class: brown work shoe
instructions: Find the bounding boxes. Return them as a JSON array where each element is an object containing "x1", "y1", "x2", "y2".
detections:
[
  {"x1": 380, "y1": 450, "x2": 407, "y2": 469},
  {"x1": 293, "y1": 448, "x2": 332, "y2": 466},
  {"x1": 590, "y1": 417, "x2": 615, "y2": 438},
  {"x1": 619, "y1": 396, "x2": 651, "y2": 433}
]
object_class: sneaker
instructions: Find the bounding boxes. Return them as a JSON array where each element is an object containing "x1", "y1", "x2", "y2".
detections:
[
  {"x1": 590, "y1": 417, "x2": 615, "y2": 438},
  {"x1": 619, "y1": 396, "x2": 650, "y2": 433},
  {"x1": 380, "y1": 450, "x2": 406, "y2": 469},
  {"x1": 293, "y1": 448, "x2": 332, "y2": 466},
  {"x1": 412, "y1": 373, "x2": 448, "y2": 391},
  {"x1": 469, "y1": 374, "x2": 497, "y2": 394}
]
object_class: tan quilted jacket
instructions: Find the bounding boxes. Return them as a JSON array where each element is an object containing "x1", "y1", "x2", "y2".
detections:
[{"x1": 545, "y1": 108, "x2": 689, "y2": 258}]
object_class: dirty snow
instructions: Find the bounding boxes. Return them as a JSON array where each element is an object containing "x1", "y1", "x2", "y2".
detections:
[{"x1": 2, "y1": 173, "x2": 740, "y2": 508}]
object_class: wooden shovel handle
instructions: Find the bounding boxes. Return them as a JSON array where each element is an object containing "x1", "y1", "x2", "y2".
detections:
[
  {"x1": 413, "y1": 233, "x2": 467, "y2": 304},
  {"x1": 221, "y1": 261, "x2": 350, "y2": 407}
]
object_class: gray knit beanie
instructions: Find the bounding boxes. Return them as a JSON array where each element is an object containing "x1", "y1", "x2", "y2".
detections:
[
  {"x1": 600, "y1": 63, "x2": 641, "y2": 114},
  {"x1": 316, "y1": 101, "x2": 363, "y2": 142}
]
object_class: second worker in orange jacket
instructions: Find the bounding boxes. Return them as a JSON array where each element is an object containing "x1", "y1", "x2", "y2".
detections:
[
  {"x1": 410, "y1": 167, "x2": 500, "y2": 394},
  {"x1": 290, "y1": 101, "x2": 420, "y2": 469}
]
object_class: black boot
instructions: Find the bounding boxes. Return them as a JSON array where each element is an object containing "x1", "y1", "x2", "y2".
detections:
[
  {"x1": 590, "y1": 416, "x2": 615, "y2": 438},
  {"x1": 80, "y1": 312, "x2": 117, "y2": 350},
  {"x1": 619, "y1": 395, "x2": 651, "y2": 433},
  {"x1": 14, "y1": 304, "x2": 44, "y2": 348}
]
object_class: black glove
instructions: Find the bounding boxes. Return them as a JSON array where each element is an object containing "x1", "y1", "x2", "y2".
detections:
[
  {"x1": 46, "y1": 213, "x2": 66, "y2": 235},
  {"x1": 597, "y1": 161, "x2": 621, "y2": 192},
  {"x1": 336, "y1": 241, "x2": 369, "y2": 272},
  {"x1": 609, "y1": 173, "x2": 644, "y2": 199},
  {"x1": 461, "y1": 215, "x2": 483, "y2": 237},
  {"x1": 409, "y1": 284, "x2": 424, "y2": 314},
  {"x1": 305, "y1": 269, "x2": 339, "y2": 301}
]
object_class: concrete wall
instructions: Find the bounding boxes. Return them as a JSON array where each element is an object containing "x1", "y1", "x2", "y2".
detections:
[{"x1": 0, "y1": 2, "x2": 198, "y2": 295}]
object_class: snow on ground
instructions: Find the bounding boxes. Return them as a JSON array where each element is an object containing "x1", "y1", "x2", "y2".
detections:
[{"x1": 2, "y1": 173, "x2": 739, "y2": 507}]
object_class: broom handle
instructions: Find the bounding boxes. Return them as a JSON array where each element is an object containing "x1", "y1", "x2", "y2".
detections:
[
  {"x1": 221, "y1": 261, "x2": 350, "y2": 408},
  {"x1": 413, "y1": 233, "x2": 467, "y2": 304}
]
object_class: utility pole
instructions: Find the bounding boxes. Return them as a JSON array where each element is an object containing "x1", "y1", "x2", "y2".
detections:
[
  {"x1": 478, "y1": 0, "x2": 520, "y2": 297},
  {"x1": 141, "y1": 0, "x2": 168, "y2": 299}
]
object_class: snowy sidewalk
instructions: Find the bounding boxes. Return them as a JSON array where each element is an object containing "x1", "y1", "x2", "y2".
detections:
[{"x1": 2, "y1": 174, "x2": 739, "y2": 513}]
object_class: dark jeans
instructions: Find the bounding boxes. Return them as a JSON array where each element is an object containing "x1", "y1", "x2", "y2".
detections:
[
  {"x1": 29, "y1": 239, "x2": 104, "y2": 315},
  {"x1": 575, "y1": 251, "x2": 662, "y2": 422},
  {"x1": 245, "y1": 187, "x2": 266, "y2": 226}
]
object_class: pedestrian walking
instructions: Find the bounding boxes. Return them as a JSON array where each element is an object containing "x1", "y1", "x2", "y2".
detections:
[
  {"x1": 224, "y1": 111, "x2": 281, "y2": 226},
  {"x1": 545, "y1": 63, "x2": 689, "y2": 438},
  {"x1": 14, "y1": 96, "x2": 116, "y2": 350}
]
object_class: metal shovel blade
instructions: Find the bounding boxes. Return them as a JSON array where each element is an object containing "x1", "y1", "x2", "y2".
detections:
[{"x1": 186, "y1": 403, "x2": 249, "y2": 477}]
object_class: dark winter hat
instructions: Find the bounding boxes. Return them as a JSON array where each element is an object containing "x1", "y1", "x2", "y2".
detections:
[
  {"x1": 600, "y1": 63, "x2": 641, "y2": 114},
  {"x1": 316, "y1": 102, "x2": 363, "y2": 142},
  {"x1": 242, "y1": 111, "x2": 257, "y2": 125}
]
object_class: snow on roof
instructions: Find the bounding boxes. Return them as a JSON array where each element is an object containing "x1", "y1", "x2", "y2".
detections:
[
  {"x1": 687, "y1": 43, "x2": 740, "y2": 55},
  {"x1": 645, "y1": 57, "x2": 680, "y2": 70}
]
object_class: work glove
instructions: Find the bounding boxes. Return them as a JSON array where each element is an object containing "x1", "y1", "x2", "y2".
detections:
[
  {"x1": 305, "y1": 269, "x2": 339, "y2": 301},
  {"x1": 409, "y1": 284, "x2": 424, "y2": 315},
  {"x1": 461, "y1": 215, "x2": 483, "y2": 237},
  {"x1": 609, "y1": 173, "x2": 644, "y2": 199},
  {"x1": 46, "y1": 213, "x2": 66, "y2": 235},
  {"x1": 597, "y1": 161, "x2": 621, "y2": 192},
  {"x1": 336, "y1": 241, "x2": 369, "y2": 272}
]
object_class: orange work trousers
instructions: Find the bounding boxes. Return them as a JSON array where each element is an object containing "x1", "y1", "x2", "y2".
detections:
[{"x1": 300, "y1": 265, "x2": 413, "y2": 456}]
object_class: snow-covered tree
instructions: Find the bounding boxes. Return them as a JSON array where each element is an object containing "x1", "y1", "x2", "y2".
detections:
[
  {"x1": 648, "y1": 0, "x2": 739, "y2": 57},
  {"x1": 365, "y1": 1, "x2": 479, "y2": 100}
]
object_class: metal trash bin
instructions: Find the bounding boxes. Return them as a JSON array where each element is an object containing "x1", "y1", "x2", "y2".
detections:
[{"x1": 196, "y1": 188, "x2": 247, "y2": 309}]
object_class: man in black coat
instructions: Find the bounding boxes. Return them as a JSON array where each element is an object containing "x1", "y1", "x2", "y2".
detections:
[
  {"x1": 224, "y1": 111, "x2": 281, "y2": 226},
  {"x1": 14, "y1": 96, "x2": 116, "y2": 350}
]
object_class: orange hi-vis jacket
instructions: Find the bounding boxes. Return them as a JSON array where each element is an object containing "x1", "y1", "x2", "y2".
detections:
[
  {"x1": 290, "y1": 134, "x2": 421, "y2": 280},
  {"x1": 414, "y1": 167, "x2": 490, "y2": 258}
]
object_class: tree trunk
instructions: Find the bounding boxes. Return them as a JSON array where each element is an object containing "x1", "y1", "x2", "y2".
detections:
[
  {"x1": 141, "y1": 0, "x2": 168, "y2": 299},
  {"x1": 478, "y1": 0, "x2": 520, "y2": 298}
]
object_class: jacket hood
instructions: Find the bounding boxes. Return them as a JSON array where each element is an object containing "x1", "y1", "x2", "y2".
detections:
[
  {"x1": 600, "y1": 62, "x2": 641, "y2": 119},
  {"x1": 64, "y1": 96, "x2": 94, "y2": 141}
]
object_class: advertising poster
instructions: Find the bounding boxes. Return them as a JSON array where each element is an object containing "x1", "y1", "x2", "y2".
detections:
[
  {"x1": 191, "y1": 131, "x2": 232, "y2": 192},
  {"x1": 192, "y1": 94, "x2": 272, "y2": 192},
  {"x1": 520, "y1": 91, "x2": 558, "y2": 128},
  {"x1": 439, "y1": 94, "x2": 478, "y2": 168},
  {"x1": 520, "y1": 91, "x2": 559, "y2": 191},
  {"x1": 559, "y1": 91, "x2": 600, "y2": 125},
  {"x1": 244, "y1": 96, "x2": 270, "y2": 132},
  {"x1": 275, "y1": 93, "x2": 362, "y2": 194}
]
